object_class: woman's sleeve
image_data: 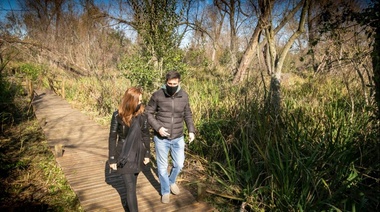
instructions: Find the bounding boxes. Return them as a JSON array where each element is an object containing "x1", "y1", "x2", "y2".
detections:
[
  {"x1": 108, "y1": 112, "x2": 118, "y2": 164},
  {"x1": 141, "y1": 114, "x2": 151, "y2": 158}
]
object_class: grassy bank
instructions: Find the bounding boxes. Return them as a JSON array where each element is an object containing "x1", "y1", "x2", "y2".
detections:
[{"x1": 0, "y1": 75, "x2": 82, "y2": 211}]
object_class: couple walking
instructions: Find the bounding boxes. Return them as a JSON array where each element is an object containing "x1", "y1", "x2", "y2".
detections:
[{"x1": 108, "y1": 70, "x2": 195, "y2": 211}]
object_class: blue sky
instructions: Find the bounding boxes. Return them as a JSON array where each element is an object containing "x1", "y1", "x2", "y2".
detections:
[
  {"x1": 0, "y1": 0, "x2": 20, "y2": 21},
  {"x1": 0, "y1": 0, "x2": 19, "y2": 11},
  {"x1": 0, "y1": 0, "x2": 109, "y2": 21}
]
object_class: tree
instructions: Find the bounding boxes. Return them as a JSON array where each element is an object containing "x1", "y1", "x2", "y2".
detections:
[
  {"x1": 264, "y1": 0, "x2": 309, "y2": 114},
  {"x1": 110, "y1": 0, "x2": 189, "y2": 77},
  {"x1": 355, "y1": 0, "x2": 380, "y2": 119},
  {"x1": 0, "y1": 0, "x2": 130, "y2": 77},
  {"x1": 231, "y1": 0, "x2": 310, "y2": 118},
  {"x1": 306, "y1": 0, "x2": 375, "y2": 116},
  {"x1": 372, "y1": 1, "x2": 380, "y2": 119},
  {"x1": 186, "y1": 2, "x2": 226, "y2": 68},
  {"x1": 214, "y1": 0, "x2": 239, "y2": 75},
  {"x1": 232, "y1": 0, "x2": 272, "y2": 84}
]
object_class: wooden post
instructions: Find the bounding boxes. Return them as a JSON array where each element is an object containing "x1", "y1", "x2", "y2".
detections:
[
  {"x1": 197, "y1": 183, "x2": 206, "y2": 201},
  {"x1": 28, "y1": 79, "x2": 33, "y2": 100},
  {"x1": 61, "y1": 79, "x2": 65, "y2": 99},
  {"x1": 54, "y1": 144, "x2": 64, "y2": 157},
  {"x1": 24, "y1": 77, "x2": 28, "y2": 95}
]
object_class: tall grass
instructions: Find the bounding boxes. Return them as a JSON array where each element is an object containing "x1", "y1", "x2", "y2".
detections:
[
  {"x1": 62, "y1": 75, "x2": 131, "y2": 125},
  {"x1": 188, "y1": 73, "x2": 379, "y2": 211}
]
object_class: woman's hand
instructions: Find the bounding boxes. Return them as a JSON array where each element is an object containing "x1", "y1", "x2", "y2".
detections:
[
  {"x1": 143, "y1": 158, "x2": 150, "y2": 165},
  {"x1": 109, "y1": 163, "x2": 117, "y2": 170}
]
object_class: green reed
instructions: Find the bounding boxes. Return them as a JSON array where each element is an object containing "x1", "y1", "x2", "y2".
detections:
[{"x1": 189, "y1": 74, "x2": 379, "y2": 211}]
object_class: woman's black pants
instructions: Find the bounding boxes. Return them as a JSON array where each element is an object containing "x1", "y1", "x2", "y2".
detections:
[{"x1": 121, "y1": 173, "x2": 139, "y2": 212}]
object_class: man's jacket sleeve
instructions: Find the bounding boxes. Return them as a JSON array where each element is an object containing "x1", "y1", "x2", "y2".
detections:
[
  {"x1": 184, "y1": 99, "x2": 195, "y2": 133},
  {"x1": 145, "y1": 93, "x2": 161, "y2": 132}
]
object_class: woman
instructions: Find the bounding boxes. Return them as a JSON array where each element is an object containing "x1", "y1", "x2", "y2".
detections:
[{"x1": 108, "y1": 87, "x2": 150, "y2": 212}]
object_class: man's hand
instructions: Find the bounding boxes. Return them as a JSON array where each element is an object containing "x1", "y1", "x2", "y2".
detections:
[
  {"x1": 189, "y1": 132, "x2": 195, "y2": 144},
  {"x1": 158, "y1": 127, "x2": 170, "y2": 137}
]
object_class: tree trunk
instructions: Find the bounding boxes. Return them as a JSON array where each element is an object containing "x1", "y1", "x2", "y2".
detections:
[
  {"x1": 211, "y1": 44, "x2": 216, "y2": 68},
  {"x1": 232, "y1": 0, "x2": 272, "y2": 85},
  {"x1": 265, "y1": 0, "x2": 309, "y2": 114},
  {"x1": 232, "y1": 27, "x2": 262, "y2": 84},
  {"x1": 229, "y1": 2, "x2": 238, "y2": 76},
  {"x1": 372, "y1": 18, "x2": 380, "y2": 120},
  {"x1": 267, "y1": 73, "x2": 282, "y2": 115},
  {"x1": 264, "y1": 26, "x2": 276, "y2": 75}
]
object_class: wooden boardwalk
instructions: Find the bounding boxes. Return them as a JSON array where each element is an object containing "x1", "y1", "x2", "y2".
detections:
[{"x1": 32, "y1": 90, "x2": 214, "y2": 212}]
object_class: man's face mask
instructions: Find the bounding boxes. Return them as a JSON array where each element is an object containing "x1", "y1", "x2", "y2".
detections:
[
  {"x1": 166, "y1": 85, "x2": 178, "y2": 96},
  {"x1": 166, "y1": 78, "x2": 179, "y2": 96}
]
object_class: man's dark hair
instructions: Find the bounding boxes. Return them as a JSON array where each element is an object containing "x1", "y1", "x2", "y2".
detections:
[{"x1": 165, "y1": 71, "x2": 181, "y2": 82}]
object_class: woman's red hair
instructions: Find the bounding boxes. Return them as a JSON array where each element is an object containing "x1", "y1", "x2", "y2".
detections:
[{"x1": 118, "y1": 87, "x2": 144, "y2": 126}]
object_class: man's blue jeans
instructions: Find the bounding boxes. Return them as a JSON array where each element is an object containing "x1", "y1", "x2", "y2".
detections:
[{"x1": 154, "y1": 135, "x2": 185, "y2": 195}]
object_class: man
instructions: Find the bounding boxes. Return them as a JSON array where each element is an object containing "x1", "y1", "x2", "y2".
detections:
[{"x1": 145, "y1": 70, "x2": 195, "y2": 204}]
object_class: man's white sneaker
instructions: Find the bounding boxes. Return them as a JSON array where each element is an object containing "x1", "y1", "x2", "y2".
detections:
[
  {"x1": 170, "y1": 183, "x2": 180, "y2": 195},
  {"x1": 161, "y1": 194, "x2": 170, "y2": 204}
]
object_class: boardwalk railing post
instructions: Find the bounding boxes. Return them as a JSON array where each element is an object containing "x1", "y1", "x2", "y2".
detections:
[
  {"x1": 54, "y1": 144, "x2": 64, "y2": 157},
  {"x1": 197, "y1": 182, "x2": 206, "y2": 201},
  {"x1": 61, "y1": 79, "x2": 65, "y2": 99}
]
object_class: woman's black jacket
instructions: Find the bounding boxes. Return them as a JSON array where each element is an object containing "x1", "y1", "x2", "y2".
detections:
[{"x1": 108, "y1": 111, "x2": 150, "y2": 174}]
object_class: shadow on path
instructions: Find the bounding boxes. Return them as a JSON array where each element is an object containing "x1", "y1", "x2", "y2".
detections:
[
  {"x1": 104, "y1": 161, "x2": 161, "y2": 211},
  {"x1": 104, "y1": 161, "x2": 127, "y2": 210}
]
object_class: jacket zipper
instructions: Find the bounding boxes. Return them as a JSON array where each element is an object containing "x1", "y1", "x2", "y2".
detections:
[{"x1": 171, "y1": 96, "x2": 174, "y2": 138}]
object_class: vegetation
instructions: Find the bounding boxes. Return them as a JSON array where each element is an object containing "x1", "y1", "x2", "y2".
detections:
[
  {"x1": 1, "y1": 0, "x2": 379, "y2": 211},
  {"x1": 0, "y1": 74, "x2": 82, "y2": 211},
  {"x1": 191, "y1": 73, "x2": 379, "y2": 211}
]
